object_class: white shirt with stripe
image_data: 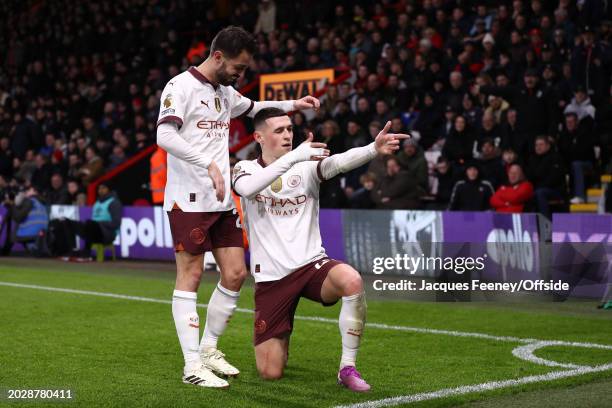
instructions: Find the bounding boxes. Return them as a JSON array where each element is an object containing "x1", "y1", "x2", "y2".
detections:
[
  {"x1": 232, "y1": 158, "x2": 328, "y2": 282},
  {"x1": 157, "y1": 67, "x2": 253, "y2": 212}
]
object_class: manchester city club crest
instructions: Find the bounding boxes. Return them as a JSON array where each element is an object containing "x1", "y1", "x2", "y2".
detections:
[
  {"x1": 215, "y1": 96, "x2": 221, "y2": 112},
  {"x1": 288, "y1": 175, "x2": 301, "y2": 188}
]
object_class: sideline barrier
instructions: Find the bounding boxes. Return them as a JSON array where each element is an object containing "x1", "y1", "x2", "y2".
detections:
[
  {"x1": 551, "y1": 214, "x2": 612, "y2": 299},
  {"x1": 1, "y1": 206, "x2": 609, "y2": 298}
]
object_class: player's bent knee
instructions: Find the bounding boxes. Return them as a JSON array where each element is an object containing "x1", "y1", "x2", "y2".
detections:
[
  {"x1": 256, "y1": 354, "x2": 285, "y2": 380},
  {"x1": 258, "y1": 365, "x2": 284, "y2": 380},
  {"x1": 343, "y1": 274, "x2": 364, "y2": 296}
]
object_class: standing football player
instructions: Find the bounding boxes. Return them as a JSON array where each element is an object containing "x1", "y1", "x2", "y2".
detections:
[
  {"x1": 157, "y1": 27, "x2": 320, "y2": 388},
  {"x1": 232, "y1": 108, "x2": 408, "y2": 391}
]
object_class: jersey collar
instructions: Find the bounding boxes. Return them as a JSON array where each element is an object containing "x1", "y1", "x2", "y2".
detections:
[
  {"x1": 188, "y1": 66, "x2": 219, "y2": 90},
  {"x1": 257, "y1": 155, "x2": 267, "y2": 168}
]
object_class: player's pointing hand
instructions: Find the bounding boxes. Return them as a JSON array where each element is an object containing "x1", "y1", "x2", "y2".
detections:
[
  {"x1": 207, "y1": 161, "x2": 226, "y2": 202},
  {"x1": 290, "y1": 132, "x2": 329, "y2": 163},
  {"x1": 374, "y1": 120, "x2": 411, "y2": 155},
  {"x1": 294, "y1": 96, "x2": 321, "y2": 111}
]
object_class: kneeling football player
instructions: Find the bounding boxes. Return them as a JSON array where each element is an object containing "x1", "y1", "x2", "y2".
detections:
[{"x1": 232, "y1": 108, "x2": 408, "y2": 391}]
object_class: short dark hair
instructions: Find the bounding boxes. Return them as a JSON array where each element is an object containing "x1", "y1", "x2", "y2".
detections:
[
  {"x1": 253, "y1": 108, "x2": 288, "y2": 130},
  {"x1": 481, "y1": 137, "x2": 495, "y2": 148},
  {"x1": 210, "y1": 26, "x2": 256, "y2": 59},
  {"x1": 565, "y1": 112, "x2": 578, "y2": 120}
]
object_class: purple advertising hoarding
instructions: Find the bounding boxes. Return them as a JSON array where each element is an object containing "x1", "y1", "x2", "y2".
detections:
[
  {"x1": 78, "y1": 206, "x2": 344, "y2": 262},
  {"x1": 0, "y1": 205, "x2": 344, "y2": 262},
  {"x1": 442, "y1": 212, "x2": 541, "y2": 282},
  {"x1": 552, "y1": 214, "x2": 612, "y2": 299}
]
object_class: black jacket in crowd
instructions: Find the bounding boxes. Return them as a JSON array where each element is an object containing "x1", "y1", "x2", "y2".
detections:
[
  {"x1": 526, "y1": 150, "x2": 566, "y2": 194},
  {"x1": 481, "y1": 85, "x2": 556, "y2": 138},
  {"x1": 558, "y1": 118, "x2": 597, "y2": 165},
  {"x1": 448, "y1": 178, "x2": 495, "y2": 211}
]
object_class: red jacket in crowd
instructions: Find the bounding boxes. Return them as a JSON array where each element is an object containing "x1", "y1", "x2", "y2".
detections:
[{"x1": 490, "y1": 180, "x2": 534, "y2": 213}]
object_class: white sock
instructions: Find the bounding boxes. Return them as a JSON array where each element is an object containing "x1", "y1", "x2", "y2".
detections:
[
  {"x1": 172, "y1": 290, "x2": 201, "y2": 370},
  {"x1": 200, "y1": 283, "x2": 240, "y2": 352},
  {"x1": 339, "y1": 292, "x2": 366, "y2": 369}
]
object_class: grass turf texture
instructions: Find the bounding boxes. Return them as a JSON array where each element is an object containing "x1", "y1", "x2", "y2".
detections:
[{"x1": 0, "y1": 258, "x2": 611, "y2": 408}]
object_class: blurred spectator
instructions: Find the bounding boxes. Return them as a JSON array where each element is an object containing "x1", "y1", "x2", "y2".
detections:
[
  {"x1": 371, "y1": 156, "x2": 422, "y2": 209},
  {"x1": 254, "y1": 0, "x2": 276, "y2": 34},
  {"x1": 412, "y1": 93, "x2": 441, "y2": 149},
  {"x1": 477, "y1": 113, "x2": 502, "y2": 149},
  {"x1": 500, "y1": 109, "x2": 529, "y2": 158},
  {"x1": 448, "y1": 163, "x2": 495, "y2": 211},
  {"x1": 484, "y1": 95, "x2": 510, "y2": 125},
  {"x1": 65, "y1": 182, "x2": 122, "y2": 259},
  {"x1": 30, "y1": 153, "x2": 54, "y2": 192},
  {"x1": 12, "y1": 185, "x2": 49, "y2": 255},
  {"x1": 44, "y1": 173, "x2": 71, "y2": 205},
  {"x1": 66, "y1": 179, "x2": 86, "y2": 206},
  {"x1": 442, "y1": 115, "x2": 476, "y2": 165},
  {"x1": 571, "y1": 25, "x2": 609, "y2": 102},
  {"x1": 477, "y1": 138, "x2": 505, "y2": 189},
  {"x1": 397, "y1": 138, "x2": 428, "y2": 192},
  {"x1": 108, "y1": 146, "x2": 127, "y2": 169},
  {"x1": 431, "y1": 156, "x2": 456, "y2": 208},
  {"x1": 564, "y1": 86, "x2": 596, "y2": 121},
  {"x1": 480, "y1": 69, "x2": 555, "y2": 139},
  {"x1": 527, "y1": 136, "x2": 567, "y2": 217},
  {"x1": 78, "y1": 147, "x2": 104, "y2": 186},
  {"x1": 490, "y1": 163, "x2": 534, "y2": 213},
  {"x1": 558, "y1": 113, "x2": 597, "y2": 204},
  {"x1": 349, "y1": 172, "x2": 376, "y2": 209}
]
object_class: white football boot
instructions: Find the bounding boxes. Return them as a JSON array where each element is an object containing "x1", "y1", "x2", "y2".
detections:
[
  {"x1": 183, "y1": 363, "x2": 229, "y2": 388},
  {"x1": 201, "y1": 348, "x2": 240, "y2": 377}
]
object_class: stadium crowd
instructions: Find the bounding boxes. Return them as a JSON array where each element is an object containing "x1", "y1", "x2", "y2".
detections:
[{"x1": 1, "y1": 0, "x2": 611, "y2": 217}]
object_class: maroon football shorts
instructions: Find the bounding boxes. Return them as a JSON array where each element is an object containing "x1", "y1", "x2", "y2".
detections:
[
  {"x1": 253, "y1": 258, "x2": 344, "y2": 346},
  {"x1": 167, "y1": 207, "x2": 243, "y2": 254}
]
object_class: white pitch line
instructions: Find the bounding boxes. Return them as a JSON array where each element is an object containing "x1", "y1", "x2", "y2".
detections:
[
  {"x1": 333, "y1": 363, "x2": 612, "y2": 408},
  {"x1": 2, "y1": 280, "x2": 612, "y2": 407},
  {"x1": 512, "y1": 342, "x2": 586, "y2": 369},
  {"x1": 1, "y1": 281, "x2": 612, "y2": 351}
]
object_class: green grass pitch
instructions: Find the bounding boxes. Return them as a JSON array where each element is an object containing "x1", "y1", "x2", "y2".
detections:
[{"x1": 0, "y1": 258, "x2": 611, "y2": 407}]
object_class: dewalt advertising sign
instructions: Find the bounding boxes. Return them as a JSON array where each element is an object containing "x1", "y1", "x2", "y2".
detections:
[{"x1": 259, "y1": 69, "x2": 335, "y2": 101}]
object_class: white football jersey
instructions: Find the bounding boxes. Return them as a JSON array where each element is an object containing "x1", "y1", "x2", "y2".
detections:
[
  {"x1": 157, "y1": 67, "x2": 253, "y2": 212},
  {"x1": 233, "y1": 158, "x2": 328, "y2": 282}
]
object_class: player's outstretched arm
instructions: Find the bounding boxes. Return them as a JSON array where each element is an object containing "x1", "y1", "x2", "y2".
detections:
[
  {"x1": 157, "y1": 122, "x2": 212, "y2": 169},
  {"x1": 246, "y1": 96, "x2": 321, "y2": 118},
  {"x1": 318, "y1": 121, "x2": 410, "y2": 180},
  {"x1": 233, "y1": 133, "x2": 329, "y2": 199}
]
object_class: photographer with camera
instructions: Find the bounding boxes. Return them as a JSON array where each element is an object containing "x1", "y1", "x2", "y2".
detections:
[{"x1": 3, "y1": 184, "x2": 49, "y2": 256}]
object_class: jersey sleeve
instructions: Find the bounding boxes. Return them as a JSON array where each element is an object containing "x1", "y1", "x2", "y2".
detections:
[
  {"x1": 228, "y1": 86, "x2": 254, "y2": 119},
  {"x1": 231, "y1": 160, "x2": 259, "y2": 195},
  {"x1": 157, "y1": 80, "x2": 186, "y2": 128},
  {"x1": 302, "y1": 161, "x2": 324, "y2": 196}
]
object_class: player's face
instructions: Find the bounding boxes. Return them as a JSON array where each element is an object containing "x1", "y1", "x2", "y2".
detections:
[
  {"x1": 216, "y1": 50, "x2": 251, "y2": 86},
  {"x1": 258, "y1": 116, "x2": 293, "y2": 158}
]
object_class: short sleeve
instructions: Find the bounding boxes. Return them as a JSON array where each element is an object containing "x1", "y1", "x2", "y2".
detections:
[
  {"x1": 228, "y1": 86, "x2": 254, "y2": 119},
  {"x1": 157, "y1": 80, "x2": 186, "y2": 128}
]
